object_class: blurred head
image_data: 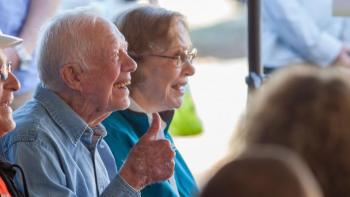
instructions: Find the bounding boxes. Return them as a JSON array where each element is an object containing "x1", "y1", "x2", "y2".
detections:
[
  {"x1": 201, "y1": 145, "x2": 323, "y2": 197},
  {"x1": 0, "y1": 31, "x2": 21, "y2": 135},
  {"x1": 239, "y1": 66, "x2": 350, "y2": 197},
  {"x1": 37, "y1": 9, "x2": 137, "y2": 124},
  {"x1": 115, "y1": 5, "x2": 195, "y2": 113}
]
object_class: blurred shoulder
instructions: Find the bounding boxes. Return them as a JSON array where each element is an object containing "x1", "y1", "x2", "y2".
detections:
[{"x1": 1, "y1": 100, "x2": 53, "y2": 151}]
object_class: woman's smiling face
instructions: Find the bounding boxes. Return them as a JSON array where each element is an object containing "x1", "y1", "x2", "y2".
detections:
[{"x1": 131, "y1": 22, "x2": 195, "y2": 113}]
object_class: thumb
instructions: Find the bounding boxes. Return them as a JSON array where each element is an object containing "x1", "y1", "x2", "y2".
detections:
[{"x1": 141, "y1": 113, "x2": 161, "y2": 141}]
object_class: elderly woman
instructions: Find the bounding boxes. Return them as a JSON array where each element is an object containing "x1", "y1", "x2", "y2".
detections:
[
  {"x1": 0, "y1": 31, "x2": 27, "y2": 196},
  {"x1": 236, "y1": 66, "x2": 350, "y2": 197},
  {"x1": 102, "y1": 5, "x2": 198, "y2": 197}
]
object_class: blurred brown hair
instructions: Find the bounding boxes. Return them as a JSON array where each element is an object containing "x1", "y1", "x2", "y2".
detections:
[
  {"x1": 201, "y1": 145, "x2": 322, "y2": 197},
  {"x1": 238, "y1": 66, "x2": 350, "y2": 197}
]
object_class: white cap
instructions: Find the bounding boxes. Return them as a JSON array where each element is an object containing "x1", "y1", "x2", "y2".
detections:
[{"x1": 0, "y1": 30, "x2": 22, "y2": 49}]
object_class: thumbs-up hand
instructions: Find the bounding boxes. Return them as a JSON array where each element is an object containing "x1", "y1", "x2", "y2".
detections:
[
  {"x1": 140, "y1": 112, "x2": 162, "y2": 141},
  {"x1": 119, "y1": 113, "x2": 175, "y2": 191}
]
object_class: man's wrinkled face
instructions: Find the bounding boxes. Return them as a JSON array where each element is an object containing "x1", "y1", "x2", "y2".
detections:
[
  {"x1": 79, "y1": 23, "x2": 137, "y2": 117},
  {"x1": 0, "y1": 51, "x2": 20, "y2": 135}
]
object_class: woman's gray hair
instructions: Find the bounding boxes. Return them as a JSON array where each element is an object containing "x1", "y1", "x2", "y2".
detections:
[{"x1": 36, "y1": 8, "x2": 106, "y2": 91}]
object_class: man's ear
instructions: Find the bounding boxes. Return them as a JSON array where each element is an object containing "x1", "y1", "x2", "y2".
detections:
[{"x1": 60, "y1": 63, "x2": 84, "y2": 91}]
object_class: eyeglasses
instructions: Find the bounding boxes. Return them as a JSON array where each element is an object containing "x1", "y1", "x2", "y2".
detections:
[
  {"x1": 0, "y1": 62, "x2": 12, "y2": 81},
  {"x1": 150, "y1": 48, "x2": 197, "y2": 68},
  {"x1": 132, "y1": 48, "x2": 197, "y2": 68}
]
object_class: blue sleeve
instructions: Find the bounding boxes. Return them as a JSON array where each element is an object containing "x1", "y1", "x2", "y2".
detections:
[
  {"x1": 9, "y1": 137, "x2": 140, "y2": 197},
  {"x1": 263, "y1": 0, "x2": 342, "y2": 66},
  {"x1": 101, "y1": 175, "x2": 141, "y2": 197},
  {"x1": 11, "y1": 140, "x2": 77, "y2": 196}
]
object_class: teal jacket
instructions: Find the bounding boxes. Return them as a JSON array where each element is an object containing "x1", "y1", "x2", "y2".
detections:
[{"x1": 102, "y1": 109, "x2": 198, "y2": 197}]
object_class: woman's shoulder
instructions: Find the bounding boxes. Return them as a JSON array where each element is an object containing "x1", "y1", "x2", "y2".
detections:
[
  {"x1": 103, "y1": 111, "x2": 134, "y2": 130},
  {"x1": 103, "y1": 111, "x2": 141, "y2": 144}
]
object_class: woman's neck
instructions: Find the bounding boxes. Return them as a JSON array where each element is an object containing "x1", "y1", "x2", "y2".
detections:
[{"x1": 131, "y1": 89, "x2": 159, "y2": 113}]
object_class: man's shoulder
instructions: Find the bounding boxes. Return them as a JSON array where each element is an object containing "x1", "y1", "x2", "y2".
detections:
[
  {"x1": 14, "y1": 101, "x2": 50, "y2": 132},
  {"x1": 2, "y1": 101, "x2": 55, "y2": 146},
  {"x1": 14, "y1": 99, "x2": 46, "y2": 118}
]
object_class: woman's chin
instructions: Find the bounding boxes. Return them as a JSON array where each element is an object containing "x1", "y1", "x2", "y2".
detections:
[{"x1": 169, "y1": 99, "x2": 183, "y2": 109}]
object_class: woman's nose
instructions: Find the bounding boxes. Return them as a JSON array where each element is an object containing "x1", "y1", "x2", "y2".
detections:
[{"x1": 182, "y1": 61, "x2": 195, "y2": 76}]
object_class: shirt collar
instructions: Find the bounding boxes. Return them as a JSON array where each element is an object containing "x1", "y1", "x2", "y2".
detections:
[{"x1": 34, "y1": 84, "x2": 107, "y2": 145}]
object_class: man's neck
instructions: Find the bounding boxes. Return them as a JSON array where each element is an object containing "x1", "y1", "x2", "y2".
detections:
[{"x1": 56, "y1": 90, "x2": 107, "y2": 127}]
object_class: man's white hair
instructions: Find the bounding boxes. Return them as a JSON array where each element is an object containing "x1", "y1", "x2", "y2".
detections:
[{"x1": 36, "y1": 8, "x2": 112, "y2": 91}]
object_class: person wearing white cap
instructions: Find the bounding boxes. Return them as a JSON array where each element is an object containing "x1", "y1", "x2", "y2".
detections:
[
  {"x1": 0, "y1": 31, "x2": 28, "y2": 197},
  {"x1": 0, "y1": 31, "x2": 23, "y2": 49}
]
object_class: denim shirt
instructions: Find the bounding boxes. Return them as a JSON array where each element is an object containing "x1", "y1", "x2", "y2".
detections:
[
  {"x1": 0, "y1": 84, "x2": 140, "y2": 197},
  {"x1": 262, "y1": 0, "x2": 350, "y2": 68}
]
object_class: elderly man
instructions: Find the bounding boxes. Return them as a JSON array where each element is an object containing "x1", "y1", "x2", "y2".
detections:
[
  {"x1": 0, "y1": 31, "x2": 26, "y2": 196},
  {"x1": 0, "y1": 9, "x2": 175, "y2": 197}
]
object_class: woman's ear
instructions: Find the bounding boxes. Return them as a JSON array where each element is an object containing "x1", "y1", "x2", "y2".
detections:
[{"x1": 60, "y1": 63, "x2": 84, "y2": 91}]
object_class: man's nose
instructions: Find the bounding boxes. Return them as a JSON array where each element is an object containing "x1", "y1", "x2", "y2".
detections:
[
  {"x1": 5, "y1": 72, "x2": 21, "y2": 92},
  {"x1": 122, "y1": 51, "x2": 137, "y2": 73}
]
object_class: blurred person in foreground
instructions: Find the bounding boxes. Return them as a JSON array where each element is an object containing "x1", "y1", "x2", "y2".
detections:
[
  {"x1": 0, "y1": 9, "x2": 175, "y2": 196},
  {"x1": 0, "y1": 0, "x2": 60, "y2": 109},
  {"x1": 236, "y1": 65, "x2": 350, "y2": 197},
  {"x1": 201, "y1": 145, "x2": 323, "y2": 197},
  {"x1": 102, "y1": 5, "x2": 198, "y2": 197},
  {"x1": 0, "y1": 31, "x2": 28, "y2": 196},
  {"x1": 262, "y1": 0, "x2": 350, "y2": 74}
]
